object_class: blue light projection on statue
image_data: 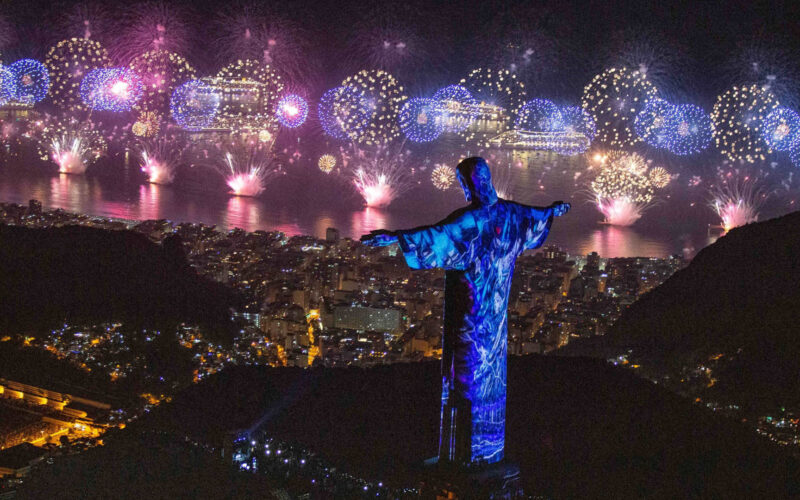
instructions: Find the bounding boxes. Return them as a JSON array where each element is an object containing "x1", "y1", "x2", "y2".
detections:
[{"x1": 361, "y1": 157, "x2": 569, "y2": 466}]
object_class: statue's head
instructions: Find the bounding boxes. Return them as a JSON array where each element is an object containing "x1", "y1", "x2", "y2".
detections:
[{"x1": 456, "y1": 157, "x2": 498, "y2": 206}]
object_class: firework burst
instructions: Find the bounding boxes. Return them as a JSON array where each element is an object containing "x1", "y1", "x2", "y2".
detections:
[
  {"x1": 711, "y1": 84, "x2": 779, "y2": 163},
  {"x1": 590, "y1": 153, "x2": 658, "y2": 226},
  {"x1": 431, "y1": 164, "x2": 454, "y2": 190},
  {"x1": 130, "y1": 49, "x2": 196, "y2": 115},
  {"x1": 709, "y1": 175, "x2": 766, "y2": 232},
  {"x1": 114, "y1": 1, "x2": 192, "y2": 64},
  {"x1": 214, "y1": 135, "x2": 283, "y2": 197},
  {"x1": 340, "y1": 70, "x2": 407, "y2": 146},
  {"x1": 648, "y1": 166, "x2": 672, "y2": 188},
  {"x1": 40, "y1": 116, "x2": 107, "y2": 174},
  {"x1": 45, "y1": 38, "x2": 111, "y2": 109},
  {"x1": 342, "y1": 141, "x2": 413, "y2": 207},
  {"x1": 581, "y1": 67, "x2": 659, "y2": 149},
  {"x1": 318, "y1": 154, "x2": 336, "y2": 173},
  {"x1": 139, "y1": 134, "x2": 184, "y2": 184}
]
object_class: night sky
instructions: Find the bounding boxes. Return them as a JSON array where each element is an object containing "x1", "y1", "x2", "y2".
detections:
[{"x1": 3, "y1": 0, "x2": 800, "y2": 106}]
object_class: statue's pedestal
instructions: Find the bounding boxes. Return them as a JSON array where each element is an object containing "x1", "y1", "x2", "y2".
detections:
[{"x1": 417, "y1": 458, "x2": 524, "y2": 499}]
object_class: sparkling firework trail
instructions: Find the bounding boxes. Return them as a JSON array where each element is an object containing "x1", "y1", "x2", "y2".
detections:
[
  {"x1": 343, "y1": 141, "x2": 413, "y2": 207},
  {"x1": 709, "y1": 173, "x2": 766, "y2": 232},
  {"x1": 215, "y1": 135, "x2": 283, "y2": 197},
  {"x1": 139, "y1": 134, "x2": 184, "y2": 184},
  {"x1": 114, "y1": 1, "x2": 192, "y2": 64},
  {"x1": 43, "y1": 117, "x2": 107, "y2": 175},
  {"x1": 590, "y1": 153, "x2": 658, "y2": 226}
]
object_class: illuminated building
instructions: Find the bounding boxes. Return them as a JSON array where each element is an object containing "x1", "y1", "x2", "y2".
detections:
[
  {"x1": 183, "y1": 76, "x2": 276, "y2": 138},
  {"x1": 487, "y1": 129, "x2": 591, "y2": 152},
  {"x1": 333, "y1": 305, "x2": 401, "y2": 333},
  {"x1": 436, "y1": 101, "x2": 509, "y2": 142}
]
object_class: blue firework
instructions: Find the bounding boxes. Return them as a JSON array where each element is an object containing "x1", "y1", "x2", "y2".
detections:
[
  {"x1": 432, "y1": 84, "x2": 478, "y2": 134},
  {"x1": 515, "y1": 98, "x2": 563, "y2": 132},
  {"x1": 556, "y1": 105, "x2": 596, "y2": 155},
  {"x1": 170, "y1": 80, "x2": 220, "y2": 131},
  {"x1": 761, "y1": 107, "x2": 800, "y2": 152},
  {"x1": 634, "y1": 98, "x2": 676, "y2": 149},
  {"x1": 318, "y1": 85, "x2": 373, "y2": 140},
  {"x1": 275, "y1": 94, "x2": 309, "y2": 128},
  {"x1": 665, "y1": 103, "x2": 713, "y2": 155},
  {"x1": 8, "y1": 58, "x2": 49, "y2": 103},
  {"x1": 80, "y1": 67, "x2": 143, "y2": 112},
  {"x1": 790, "y1": 144, "x2": 800, "y2": 168},
  {"x1": 0, "y1": 66, "x2": 15, "y2": 104},
  {"x1": 398, "y1": 97, "x2": 443, "y2": 143}
]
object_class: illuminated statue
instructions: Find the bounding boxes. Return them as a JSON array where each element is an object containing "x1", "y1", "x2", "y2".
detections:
[{"x1": 361, "y1": 157, "x2": 569, "y2": 466}]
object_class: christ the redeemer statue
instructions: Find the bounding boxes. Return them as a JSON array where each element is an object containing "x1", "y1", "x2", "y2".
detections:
[{"x1": 361, "y1": 157, "x2": 569, "y2": 467}]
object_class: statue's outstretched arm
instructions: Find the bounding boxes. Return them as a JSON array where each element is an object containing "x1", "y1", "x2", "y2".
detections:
[
  {"x1": 517, "y1": 200, "x2": 570, "y2": 250},
  {"x1": 359, "y1": 206, "x2": 473, "y2": 248}
]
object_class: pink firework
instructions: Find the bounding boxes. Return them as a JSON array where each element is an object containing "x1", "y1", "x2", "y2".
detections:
[
  {"x1": 596, "y1": 198, "x2": 645, "y2": 227},
  {"x1": 342, "y1": 141, "x2": 413, "y2": 208},
  {"x1": 139, "y1": 135, "x2": 184, "y2": 184},
  {"x1": 62, "y1": 2, "x2": 113, "y2": 43},
  {"x1": 214, "y1": 135, "x2": 282, "y2": 197},
  {"x1": 114, "y1": 1, "x2": 192, "y2": 64},
  {"x1": 214, "y1": 5, "x2": 312, "y2": 86},
  {"x1": 709, "y1": 175, "x2": 767, "y2": 232}
]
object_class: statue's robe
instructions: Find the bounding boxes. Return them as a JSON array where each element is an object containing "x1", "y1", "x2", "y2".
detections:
[{"x1": 397, "y1": 199, "x2": 554, "y2": 465}]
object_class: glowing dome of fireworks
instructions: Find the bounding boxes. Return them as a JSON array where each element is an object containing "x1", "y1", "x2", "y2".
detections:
[
  {"x1": 398, "y1": 97, "x2": 443, "y2": 143},
  {"x1": 170, "y1": 80, "x2": 220, "y2": 131},
  {"x1": 340, "y1": 69, "x2": 407, "y2": 145},
  {"x1": 318, "y1": 85, "x2": 373, "y2": 141},
  {"x1": 318, "y1": 154, "x2": 336, "y2": 173},
  {"x1": 665, "y1": 103, "x2": 713, "y2": 155},
  {"x1": 581, "y1": 67, "x2": 659, "y2": 149},
  {"x1": 7, "y1": 59, "x2": 49, "y2": 104},
  {"x1": 761, "y1": 107, "x2": 800, "y2": 152},
  {"x1": 80, "y1": 67, "x2": 143, "y2": 112},
  {"x1": 515, "y1": 98, "x2": 563, "y2": 132},
  {"x1": 45, "y1": 38, "x2": 111, "y2": 109},
  {"x1": 431, "y1": 84, "x2": 478, "y2": 134},
  {"x1": 275, "y1": 94, "x2": 308, "y2": 128},
  {"x1": 634, "y1": 98, "x2": 675, "y2": 149},
  {"x1": 431, "y1": 164, "x2": 455, "y2": 190},
  {"x1": 712, "y1": 84, "x2": 779, "y2": 163},
  {"x1": 130, "y1": 49, "x2": 196, "y2": 115}
]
